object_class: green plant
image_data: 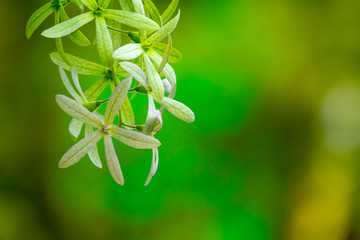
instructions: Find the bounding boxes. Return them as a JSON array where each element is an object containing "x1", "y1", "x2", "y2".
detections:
[{"x1": 26, "y1": 0, "x2": 194, "y2": 186}]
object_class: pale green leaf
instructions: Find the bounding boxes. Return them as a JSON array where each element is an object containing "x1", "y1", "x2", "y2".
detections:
[
  {"x1": 120, "y1": 62, "x2": 147, "y2": 87},
  {"x1": 160, "y1": 97, "x2": 195, "y2": 123},
  {"x1": 113, "y1": 43, "x2": 143, "y2": 60},
  {"x1": 144, "y1": 148, "x2": 159, "y2": 186},
  {"x1": 69, "y1": 118, "x2": 84, "y2": 141},
  {"x1": 118, "y1": 0, "x2": 134, "y2": 12},
  {"x1": 161, "y1": 0, "x2": 179, "y2": 24},
  {"x1": 71, "y1": 67, "x2": 87, "y2": 102},
  {"x1": 50, "y1": 52, "x2": 107, "y2": 76},
  {"x1": 85, "y1": 124, "x2": 102, "y2": 168},
  {"x1": 143, "y1": 95, "x2": 157, "y2": 135},
  {"x1": 148, "y1": 11, "x2": 179, "y2": 44},
  {"x1": 80, "y1": 0, "x2": 98, "y2": 10},
  {"x1": 104, "y1": 78, "x2": 132, "y2": 125},
  {"x1": 59, "y1": 62, "x2": 84, "y2": 103},
  {"x1": 26, "y1": 2, "x2": 54, "y2": 39},
  {"x1": 72, "y1": 0, "x2": 85, "y2": 11},
  {"x1": 98, "y1": 0, "x2": 112, "y2": 8},
  {"x1": 95, "y1": 17, "x2": 114, "y2": 68},
  {"x1": 162, "y1": 79, "x2": 172, "y2": 94},
  {"x1": 56, "y1": 95, "x2": 104, "y2": 128},
  {"x1": 157, "y1": 35, "x2": 172, "y2": 73},
  {"x1": 148, "y1": 49, "x2": 176, "y2": 86},
  {"x1": 153, "y1": 110, "x2": 163, "y2": 133},
  {"x1": 104, "y1": 9, "x2": 160, "y2": 31},
  {"x1": 132, "y1": 0, "x2": 145, "y2": 15},
  {"x1": 59, "y1": 130, "x2": 103, "y2": 168},
  {"x1": 120, "y1": 97, "x2": 135, "y2": 127},
  {"x1": 59, "y1": 6, "x2": 90, "y2": 47},
  {"x1": 104, "y1": 134, "x2": 124, "y2": 185},
  {"x1": 111, "y1": 126, "x2": 161, "y2": 149},
  {"x1": 153, "y1": 43, "x2": 182, "y2": 63},
  {"x1": 42, "y1": 12, "x2": 95, "y2": 38},
  {"x1": 143, "y1": 53, "x2": 164, "y2": 101},
  {"x1": 84, "y1": 77, "x2": 109, "y2": 101},
  {"x1": 143, "y1": 0, "x2": 162, "y2": 27}
]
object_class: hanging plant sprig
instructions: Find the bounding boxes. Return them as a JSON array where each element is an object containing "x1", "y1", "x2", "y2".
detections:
[{"x1": 26, "y1": 0, "x2": 195, "y2": 186}]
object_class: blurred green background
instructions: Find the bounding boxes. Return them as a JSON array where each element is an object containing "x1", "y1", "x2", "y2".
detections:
[{"x1": 1, "y1": 0, "x2": 360, "y2": 239}]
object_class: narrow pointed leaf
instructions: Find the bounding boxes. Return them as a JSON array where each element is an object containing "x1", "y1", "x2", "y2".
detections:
[
  {"x1": 95, "y1": 17, "x2": 114, "y2": 68},
  {"x1": 80, "y1": 0, "x2": 98, "y2": 10},
  {"x1": 85, "y1": 124, "x2": 102, "y2": 168},
  {"x1": 26, "y1": 2, "x2": 54, "y2": 39},
  {"x1": 153, "y1": 43, "x2": 182, "y2": 63},
  {"x1": 116, "y1": 64, "x2": 132, "y2": 77},
  {"x1": 120, "y1": 62, "x2": 147, "y2": 87},
  {"x1": 148, "y1": 11, "x2": 180, "y2": 44},
  {"x1": 59, "y1": 6, "x2": 90, "y2": 47},
  {"x1": 153, "y1": 110, "x2": 163, "y2": 133},
  {"x1": 113, "y1": 43, "x2": 143, "y2": 60},
  {"x1": 98, "y1": 0, "x2": 112, "y2": 8},
  {"x1": 143, "y1": 95, "x2": 157, "y2": 135},
  {"x1": 71, "y1": 67, "x2": 87, "y2": 102},
  {"x1": 59, "y1": 130, "x2": 103, "y2": 168},
  {"x1": 72, "y1": 0, "x2": 85, "y2": 11},
  {"x1": 56, "y1": 95, "x2": 103, "y2": 128},
  {"x1": 111, "y1": 126, "x2": 161, "y2": 149},
  {"x1": 104, "y1": 78, "x2": 132, "y2": 125},
  {"x1": 143, "y1": 53, "x2": 164, "y2": 101},
  {"x1": 120, "y1": 97, "x2": 135, "y2": 127},
  {"x1": 59, "y1": 62, "x2": 84, "y2": 103},
  {"x1": 148, "y1": 49, "x2": 176, "y2": 86},
  {"x1": 161, "y1": 0, "x2": 179, "y2": 24},
  {"x1": 144, "y1": 148, "x2": 159, "y2": 186},
  {"x1": 42, "y1": 12, "x2": 95, "y2": 38},
  {"x1": 119, "y1": 0, "x2": 135, "y2": 12},
  {"x1": 84, "y1": 77, "x2": 109, "y2": 101},
  {"x1": 104, "y1": 134, "x2": 124, "y2": 185},
  {"x1": 157, "y1": 35, "x2": 172, "y2": 73},
  {"x1": 50, "y1": 52, "x2": 107, "y2": 76},
  {"x1": 160, "y1": 97, "x2": 195, "y2": 123},
  {"x1": 132, "y1": 0, "x2": 145, "y2": 15},
  {"x1": 69, "y1": 118, "x2": 84, "y2": 141},
  {"x1": 104, "y1": 9, "x2": 160, "y2": 31},
  {"x1": 143, "y1": 0, "x2": 162, "y2": 26}
]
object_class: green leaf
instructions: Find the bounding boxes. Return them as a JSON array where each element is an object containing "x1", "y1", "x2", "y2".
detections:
[
  {"x1": 107, "y1": 20, "x2": 122, "y2": 50},
  {"x1": 148, "y1": 49, "x2": 176, "y2": 86},
  {"x1": 98, "y1": 0, "x2": 112, "y2": 8},
  {"x1": 147, "y1": 10, "x2": 180, "y2": 44},
  {"x1": 50, "y1": 52, "x2": 107, "y2": 76},
  {"x1": 153, "y1": 43, "x2": 182, "y2": 63},
  {"x1": 111, "y1": 126, "x2": 161, "y2": 149},
  {"x1": 104, "y1": 78, "x2": 132, "y2": 125},
  {"x1": 143, "y1": 53, "x2": 164, "y2": 101},
  {"x1": 71, "y1": 67, "x2": 87, "y2": 101},
  {"x1": 160, "y1": 97, "x2": 195, "y2": 123},
  {"x1": 143, "y1": 0, "x2": 162, "y2": 26},
  {"x1": 69, "y1": 118, "x2": 84, "y2": 141},
  {"x1": 54, "y1": 10, "x2": 67, "y2": 62},
  {"x1": 161, "y1": 0, "x2": 179, "y2": 24},
  {"x1": 157, "y1": 35, "x2": 172, "y2": 73},
  {"x1": 59, "y1": 130, "x2": 103, "y2": 168},
  {"x1": 84, "y1": 77, "x2": 109, "y2": 101},
  {"x1": 162, "y1": 78, "x2": 172, "y2": 94},
  {"x1": 104, "y1": 134, "x2": 124, "y2": 185},
  {"x1": 144, "y1": 148, "x2": 159, "y2": 186},
  {"x1": 72, "y1": 0, "x2": 85, "y2": 11},
  {"x1": 26, "y1": 2, "x2": 54, "y2": 39},
  {"x1": 118, "y1": 0, "x2": 135, "y2": 12},
  {"x1": 113, "y1": 43, "x2": 143, "y2": 60},
  {"x1": 120, "y1": 62, "x2": 147, "y2": 87},
  {"x1": 116, "y1": 64, "x2": 132, "y2": 77},
  {"x1": 85, "y1": 124, "x2": 102, "y2": 168},
  {"x1": 95, "y1": 17, "x2": 114, "y2": 68},
  {"x1": 80, "y1": 0, "x2": 98, "y2": 10},
  {"x1": 56, "y1": 94, "x2": 104, "y2": 128},
  {"x1": 104, "y1": 9, "x2": 160, "y2": 31},
  {"x1": 120, "y1": 97, "x2": 135, "y2": 128},
  {"x1": 59, "y1": 6, "x2": 90, "y2": 47},
  {"x1": 59, "y1": 62, "x2": 84, "y2": 103},
  {"x1": 143, "y1": 95, "x2": 157, "y2": 135},
  {"x1": 132, "y1": 0, "x2": 145, "y2": 15},
  {"x1": 42, "y1": 12, "x2": 95, "y2": 38}
]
